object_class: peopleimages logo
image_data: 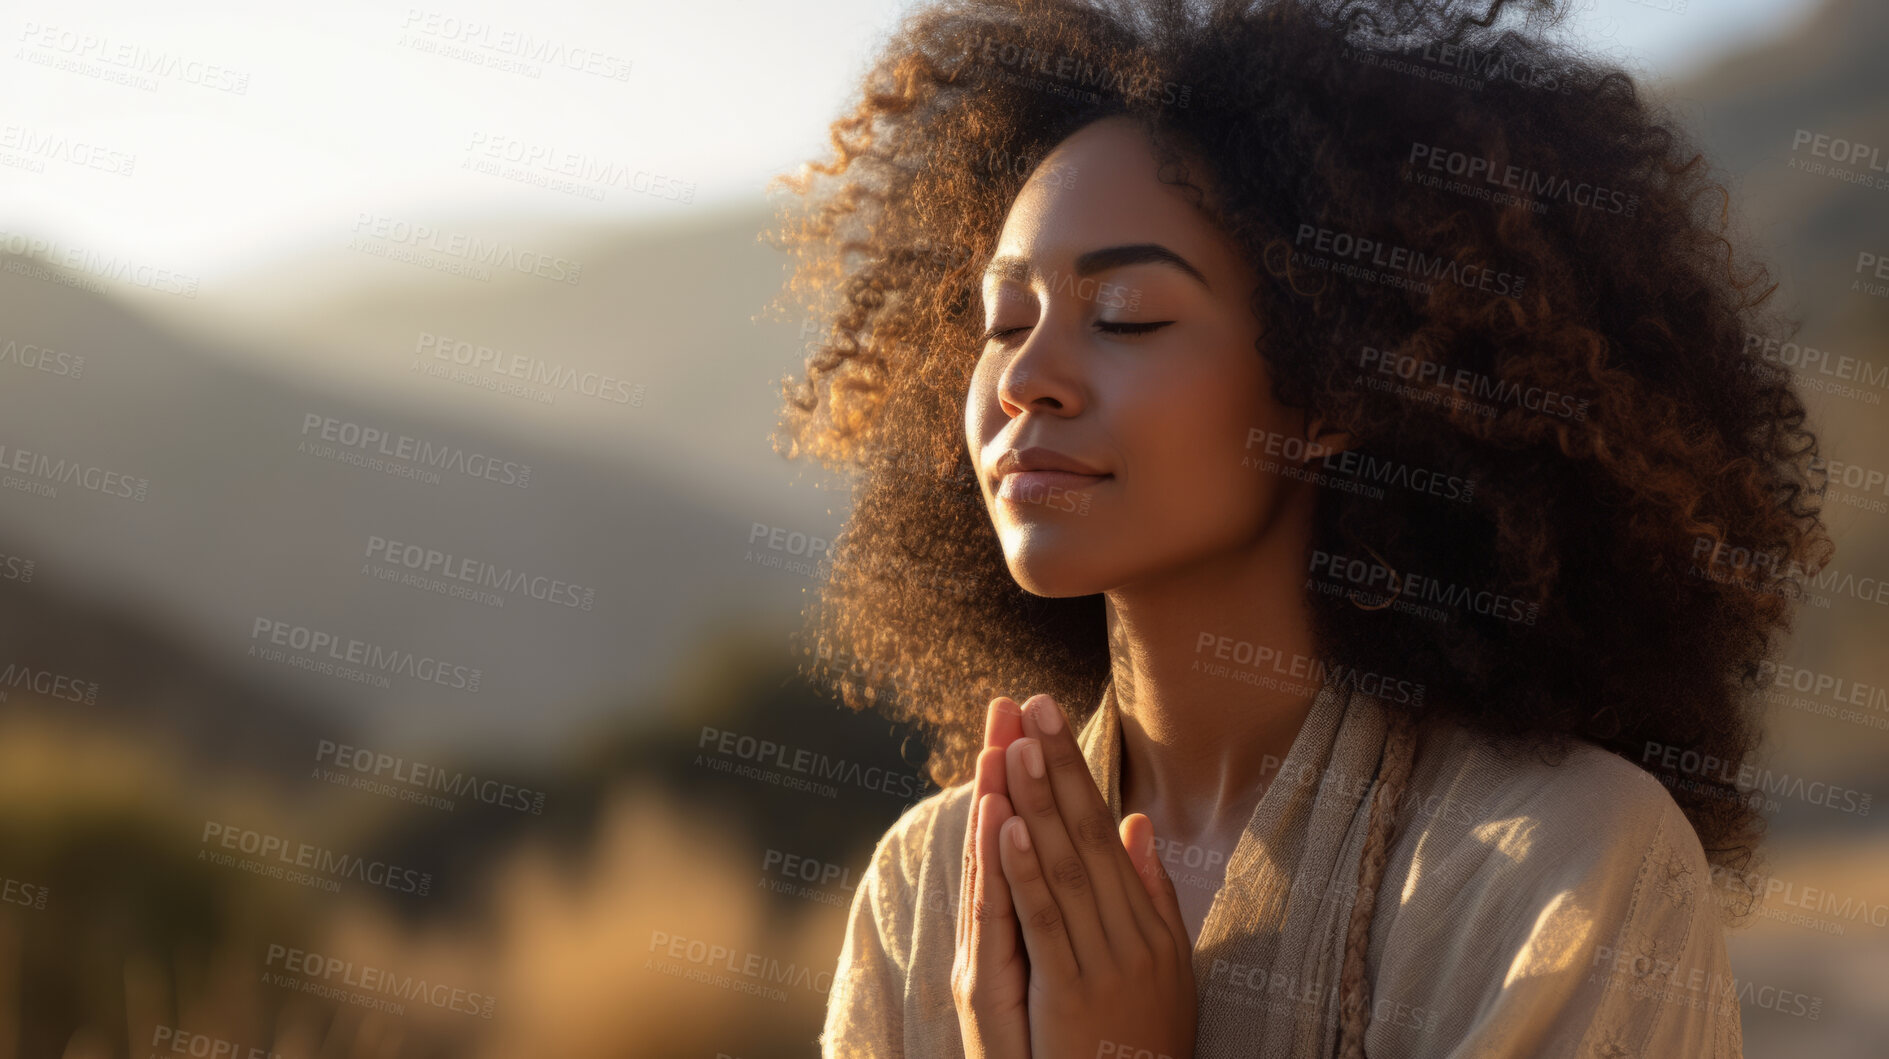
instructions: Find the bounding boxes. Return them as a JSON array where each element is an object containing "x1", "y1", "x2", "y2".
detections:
[
  {"x1": 1, "y1": 875, "x2": 48, "y2": 910},
  {"x1": 1406, "y1": 141, "x2": 1637, "y2": 216},
  {"x1": 263, "y1": 944, "x2": 496, "y2": 1018},
  {"x1": 250, "y1": 617, "x2": 483, "y2": 692},
  {"x1": 696, "y1": 725, "x2": 932, "y2": 801},
  {"x1": 364, "y1": 533, "x2": 596, "y2": 610},
  {"x1": 757, "y1": 848, "x2": 858, "y2": 909},
  {"x1": 1641, "y1": 740, "x2": 1873, "y2": 816},
  {"x1": 397, "y1": 9, "x2": 634, "y2": 82},
  {"x1": 1743, "y1": 331, "x2": 1887, "y2": 406},
  {"x1": 0, "y1": 336, "x2": 85, "y2": 378},
  {"x1": 646, "y1": 929, "x2": 834, "y2": 997},
  {"x1": 1710, "y1": 864, "x2": 1889, "y2": 935},
  {"x1": 150, "y1": 1024, "x2": 280, "y2": 1059},
  {"x1": 1308, "y1": 548, "x2": 1539, "y2": 625},
  {"x1": 1357, "y1": 347, "x2": 1589, "y2": 422},
  {"x1": 349, "y1": 213, "x2": 583, "y2": 286},
  {"x1": 299, "y1": 412, "x2": 530, "y2": 488},
  {"x1": 14, "y1": 21, "x2": 252, "y2": 95},
  {"x1": 1192, "y1": 632, "x2": 1427, "y2": 706},
  {"x1": 463, "y1": 132, "x2": 696, "y2": 203},
  {"x1": 0, "y1": 437, "x2": 149, "y2": 501},
  {"x1": 1344, "y1": 34, "x2": 1579, "y2": 95},
  {"x1": 315, "y1": 739, "x2": 546, "y2": 814},
  {"x1": 0, "y1": 661, "x2": 101, "y2": 704},
  {"x1": 1788, "y1": 128, "x2": 1889, "y2": 192},
  {"x1": 200, "y1": 820, "x2": 433, "y2": 895},
  {"x1": 0, "y1": 228, "x2": 199, "y2": 296},
  {"x1": 0, "y1": 549, "x2": 34, "y2": 582},
  {"x1": 1754, "y1": 659, "x2": 1889, "y2": 732},
  {"x1": 964, "y1": 32, "x2": 1192, "y2": 108},
  {"x1": 1243, "y1": 428, "x2": 1476, "y2": 503},
  {"x1": 1293, "y1": 224, "x2": 1527, "y2": 298},
  {"x1": 414, "y1": 330, "x2": 642, "y2": 404},
  {"x1": 0, "y1": 122, "x2": 137, "y2": 177}
]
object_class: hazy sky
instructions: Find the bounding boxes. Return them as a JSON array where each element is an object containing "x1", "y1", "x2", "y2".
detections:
[{"x1": 0, "y1": 0, "x2": 1821, "y2": 283}]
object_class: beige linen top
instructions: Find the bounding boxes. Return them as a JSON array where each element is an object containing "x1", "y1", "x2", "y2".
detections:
[{"x1": 820, "y1": 680, "x2": 1743, "y2": 1058}]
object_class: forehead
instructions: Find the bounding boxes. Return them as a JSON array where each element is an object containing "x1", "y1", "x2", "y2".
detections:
[{"x1": 992, "y1": 116, "x2": 1217, "y2": 260}]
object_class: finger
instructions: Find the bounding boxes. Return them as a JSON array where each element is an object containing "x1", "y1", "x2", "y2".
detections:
[
  {"x1": 1020, "y1": 694, "x2": 1146, "y2": 955},
  {"x1": 997, "y1": 815, "x2": 1079, "y2": 982},
  {"x1": 958, "y1": 699, "x2": 1019, "y2": 952},
  {"x1": 1112, "y1": 813, "x2": 1177, "y2": 949},
  {"x1": 972, "y1": 791, "x2": 1023, "y2": 980},
  {"x1": 988, "y1": 695, "x2": 1026, "y2": 750},
  {"x1": 983, "y1": 697, "x2": 1025, "y2": 803},
  {"x1": 1005, "y1": 735, "x2": 1111, "y2": 972},
  {"x1": 959, "y1": 744, "x2": 1009, "y2": 951},
  {"x1": 1122, "y1": 813, "x2": 1192, "y2": 955}
]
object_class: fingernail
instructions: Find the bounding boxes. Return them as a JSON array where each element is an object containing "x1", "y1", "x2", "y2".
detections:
[
  {"x1": 995, "y1": 697, "x2": 1020, "y2": 716},
  {"x1": 1022, "y1": 739, "x2": 1044, "y2": 779},
  {"x1": 1032, "y1": 696, "x2": 1063, "y2": 735},
  {"x1": 1008, "y1": 818, "x2": 1031, "y2": 851}
]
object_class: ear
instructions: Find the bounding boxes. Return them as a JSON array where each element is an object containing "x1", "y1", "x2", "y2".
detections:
[{"x1": 1304, "y1": 415, "x2": 1355, "y2": 459}]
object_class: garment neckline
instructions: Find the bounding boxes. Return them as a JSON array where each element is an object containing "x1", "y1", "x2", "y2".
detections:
[{"x1": 1075, "y1": 675, "x2": 1373, "y2": 952}]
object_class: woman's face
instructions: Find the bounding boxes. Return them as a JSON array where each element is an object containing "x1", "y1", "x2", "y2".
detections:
[{"x1": 966, "y1": 115, "x2": 1313, "y2": 598}]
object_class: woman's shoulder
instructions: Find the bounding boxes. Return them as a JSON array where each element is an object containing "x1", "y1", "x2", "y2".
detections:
[
  {"x1": 1372, "y1": 717, "x2": 1741, "y2": 1055},
  {"x1": 861, "y1": 780, "x2": 976, "y2": 903},
  {"x1": 1401, "y1": 714, "x2": 1711, "y2": 884}
]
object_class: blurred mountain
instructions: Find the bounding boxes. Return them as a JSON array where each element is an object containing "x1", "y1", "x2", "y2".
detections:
[
  {"x1": 0, "y1": 258, "x2": 847, "y2": 758},
  {"x1": 1668, "y1": 0, "x2": 1889, "y2": 772},
  {"x1": 1672, "y1": 0, "x2": 1889, "y2": 340},
  {"x1": 0, "y1": 540, "x2": 340, "y2": 777},
  {"x1": 152, "y1": 201, "x2": 840, "y2": 531}
]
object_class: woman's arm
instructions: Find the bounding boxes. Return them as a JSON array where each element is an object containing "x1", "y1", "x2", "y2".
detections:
[{"x1": 822, "y1": 823, "x2": 913, "y2": 1059}]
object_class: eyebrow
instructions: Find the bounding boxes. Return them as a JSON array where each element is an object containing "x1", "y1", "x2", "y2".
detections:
[{"x1": 982, "y1": 243, "x2": 1212, "y2": 292}]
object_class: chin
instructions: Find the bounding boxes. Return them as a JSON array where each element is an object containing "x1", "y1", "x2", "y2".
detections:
[{"x1": 1000, "y1": 538, "x2": 1112, "y2": 598}]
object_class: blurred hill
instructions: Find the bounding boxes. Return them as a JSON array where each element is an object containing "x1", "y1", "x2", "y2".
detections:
[
  {"x1": 1660, "y1": 0, "x2": 1889, "y2": 795},
  {"x1": 0, "y1": 251, "x2": 847, "y2": 757},
  {"x1": 1672, "y1": 0, "x2": 1889, "y2": 342}
]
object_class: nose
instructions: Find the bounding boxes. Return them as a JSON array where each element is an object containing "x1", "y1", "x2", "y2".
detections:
[{"x1": 995, "y1": 318, "x2": 1086, "y2": 418}]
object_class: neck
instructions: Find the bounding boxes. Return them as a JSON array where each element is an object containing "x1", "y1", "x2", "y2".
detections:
[{"x1": 1103, "y1": 519, "x2": 1323, "y2": 839}]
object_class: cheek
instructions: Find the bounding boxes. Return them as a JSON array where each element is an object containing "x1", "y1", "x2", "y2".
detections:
[
  {"x1": 1139, "y1": 353, "x2": 1263, "y2": 455},
  {"x1": 964, "y1": 366, "x2": 998, "y2": 449},
  {"x1": 1117, "y1": 357, "x2": 1278, "y2": 522}
]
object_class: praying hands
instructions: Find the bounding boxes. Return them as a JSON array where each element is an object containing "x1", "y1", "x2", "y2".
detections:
[{"x1": 950, "y1": 694, "x2": 1198, "y2": 1059}]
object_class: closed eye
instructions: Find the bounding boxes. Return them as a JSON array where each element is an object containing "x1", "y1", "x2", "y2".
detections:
[{"x1": 978, "y1": 320, "x2": 1175, "y2": 344}]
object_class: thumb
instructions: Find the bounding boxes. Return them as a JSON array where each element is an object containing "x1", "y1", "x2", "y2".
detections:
[{"x1": 1120, "y1": 813, "x2": 1190, "y2": 951}]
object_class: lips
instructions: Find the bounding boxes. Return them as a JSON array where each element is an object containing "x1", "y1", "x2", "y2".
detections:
[
  {"x1": 989, "y1": 445, "x2": 1112, "y2": 506},
  {"x1": 992, "y1": 446, "x2": 1110, "y2": 480}
]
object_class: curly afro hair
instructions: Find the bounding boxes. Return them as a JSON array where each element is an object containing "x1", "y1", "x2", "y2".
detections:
[{"x1": 765, "y1": 0, "x2": 1835, "y2": 897}]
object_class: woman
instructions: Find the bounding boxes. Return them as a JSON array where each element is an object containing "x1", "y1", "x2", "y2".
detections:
[{"x1": 766, "y1": 0, "x2": 1832, "y2": 1055}]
